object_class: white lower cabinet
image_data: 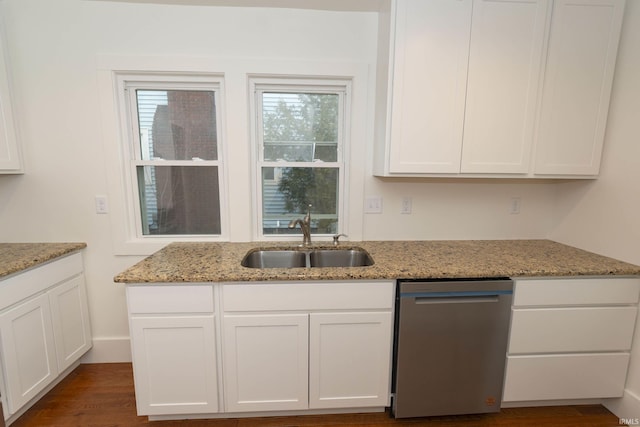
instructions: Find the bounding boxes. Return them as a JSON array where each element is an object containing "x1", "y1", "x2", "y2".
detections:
[
  {"x1": 126, "y1": 280, "x2": 395, "y2": 419},
  {"x1": 0, "y1": 293, "x2": 58, "y2": 414},
  {"x1": 0, "y1": 252, "x2": 91, "y2": 422},
  {"x1": 223, "y1": 314, "x2": 309, "y2": 412},
  {"x1": 309, "y1": 312, "x2": 392, "y2": 409},
  {"x1": 503, "y1": 277, "x2": 640, "y2": 403},
  {"x1": 504, "y1": 353, "x2": 631, "y2": 402},
  {"x1": 129, "y1": 315, "x2": 219, "y2": 415},
  {"x1": 48, "y1": 275, "x2": 92, "y2": 372},
  {"x1": 126, "y1": 286, "x2": 219, "y2": 416},
  {"x1": 222, "y1": 281, "x2": 394, "y2": 414}
]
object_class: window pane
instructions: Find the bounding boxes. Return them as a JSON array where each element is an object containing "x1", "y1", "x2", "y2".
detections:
[
  {"x1": 136, "y1": 90, "x2": 218, "y2": 161},
  {"x1": 262, "y1": 167, "x2": 338, "y2": 235},
  {"x1": 137, "y1": 166, "x2": 221, "y2": 235},
  {"x1": 262, "y1": 92, "x2": 338, "y2": 162}
]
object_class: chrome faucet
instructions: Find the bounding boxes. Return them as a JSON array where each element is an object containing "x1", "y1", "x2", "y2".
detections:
[
  {"x1": 288, "y1": 204, "x2": 312, "y2": 246},
  {"x1": 332, "y1": 233, "x2": 348, "y2": 246}
]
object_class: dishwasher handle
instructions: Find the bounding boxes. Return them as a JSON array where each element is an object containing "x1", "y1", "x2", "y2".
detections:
[
  {"x1": 403, "y1": 290, "x2": 512, "y2": 305},
  {"x1": 415, "y1": 295, "x2": 499, "y2": 304}
]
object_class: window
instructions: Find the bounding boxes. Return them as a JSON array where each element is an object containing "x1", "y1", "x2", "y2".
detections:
[
  {"x1": 252, "y1": 78, "x2": 348, "y2": 239},
  {"x1": 121, "y1": 75, "x2": 226, "y2": 239}
]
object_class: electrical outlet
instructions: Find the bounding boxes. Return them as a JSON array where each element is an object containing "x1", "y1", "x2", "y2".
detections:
[
  {"x1": 510, "y1": 197, "x2": 521, "y2": 215},
  {"x1": 364, "y1": 196, "x2": 383, "y2": 214},
  {"x1": 401, "y1": 197, "x2": 412, "y2": 214},
  {"x1": 95, "y1": 195, "x2": 109, "y2": 214}
]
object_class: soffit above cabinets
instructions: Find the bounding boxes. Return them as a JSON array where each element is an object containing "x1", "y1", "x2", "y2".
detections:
[{"x1": 83, "y1": 0, "x2": 388, "y2": 12}]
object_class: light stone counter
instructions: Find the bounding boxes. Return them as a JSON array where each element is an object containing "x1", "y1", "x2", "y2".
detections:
[
  {"x1": 114, "y1": 239, "x2": 640, "y2": 284},
  {"x1": 0, "y1": 242, "x2": 87, "y2": 279}
]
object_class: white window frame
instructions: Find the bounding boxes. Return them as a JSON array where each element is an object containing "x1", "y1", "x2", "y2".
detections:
[
  {"x1": 249, "y1": 76, "x2": 351, "y2": 241},
  {"x1": 115, "y1": 72, "x2": 229, "y2": 245}
]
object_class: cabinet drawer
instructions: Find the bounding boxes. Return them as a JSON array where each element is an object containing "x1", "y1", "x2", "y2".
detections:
[
  {"x1": 509, "y1": 306, "x2": 637, "y2": 354},
  {"x1": 223, "y1": 281, "x2": 394, "y2": 312},
  {"x1": 127, "y1": 285, "x2": 214, "y2": 314},
  {"x1": 513, "y1": 278, "x2": 640, "y2": 306},
  {"x1": 503, "y1": 353, "x2": 629, "y2": 402},
  {"x1": 0, "y1": 252, "x2": 83, "y2": 310}
]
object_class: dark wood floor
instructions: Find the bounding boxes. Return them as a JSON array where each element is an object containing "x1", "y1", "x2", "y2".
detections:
[{"x1": 10, "y1": 363, "x2": 624, "y2": 426}]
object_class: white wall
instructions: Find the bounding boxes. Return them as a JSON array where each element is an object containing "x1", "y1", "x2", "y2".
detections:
[
  {"x1": 549, "y1": 0, "x2": 640, "y2": 419},
  {"x1": 361, "y1": 178, "x2": 556, "y2": 240},
  {"x1": 0, "y1": 0, "x2": 558, "y2": 362}
]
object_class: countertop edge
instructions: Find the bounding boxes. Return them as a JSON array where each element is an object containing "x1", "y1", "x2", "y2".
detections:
[{"x1": 0, "y1": 243, "x2": 87, "y2": 280}]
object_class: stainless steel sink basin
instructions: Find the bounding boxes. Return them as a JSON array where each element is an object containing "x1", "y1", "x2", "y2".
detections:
[
  {"x1": 241, "y1": 249, "x2": 307, "y2": 268},
  {"x1": 241, "y1": 247, "x2": 374, "y2": 268},
  {"x1": 309, "y1": 249, "x2": 374, "y2": 268}
]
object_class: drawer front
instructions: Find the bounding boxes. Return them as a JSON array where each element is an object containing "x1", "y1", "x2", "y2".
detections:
[
  {"x1": 127, "y1": 285, "x2": 214, "y2": 314},
  {"x1": 513, "y1": 277, "x2": 640, "y2": 306},
  {"x1": 0, "y1": 252, "x2": 84, "y2": 310},
  {"x1": 223, "y1": 281, "x2": 394, "y2": 312},
  {"x1": 503, "y1": 353, "x2": 630, "y2": 402},
  {"x1": 509, "y1": 306, "x2": 637, "y2": 353}
]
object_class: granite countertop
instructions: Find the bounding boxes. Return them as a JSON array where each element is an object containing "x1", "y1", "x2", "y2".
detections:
[
  {"x1": 114, "y1": 239, "x2": 640, "y2": 284},
  {"x1": 0, "y1": 243, "x2": 87, "y2": 279}
]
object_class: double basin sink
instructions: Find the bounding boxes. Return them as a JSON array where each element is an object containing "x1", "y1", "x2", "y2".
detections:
[{"x1": 241, "y1": 247, "x2": 374, "y2": 269}]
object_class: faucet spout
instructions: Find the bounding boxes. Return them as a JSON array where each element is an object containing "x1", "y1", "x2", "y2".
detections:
[{"x1": 288, "y1": 205, "x2": 312, "y2": 246}]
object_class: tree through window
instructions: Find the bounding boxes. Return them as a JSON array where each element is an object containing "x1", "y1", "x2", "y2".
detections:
[{"x1": 254, "y1": 81, "x2": 347, "y2": 238}]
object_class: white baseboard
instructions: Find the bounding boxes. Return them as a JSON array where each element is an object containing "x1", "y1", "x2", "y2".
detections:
[
  {"x1": 81, "y1": 337, "x2": 132, "y2": 363},
  {"x1": 604, "y1": 389, "x2": 640, "y2": 424},
  {"x1": 502, "y1": 398, "x2": 603, "y2": 408}
]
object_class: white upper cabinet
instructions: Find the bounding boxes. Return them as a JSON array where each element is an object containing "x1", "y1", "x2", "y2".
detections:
[
  {"x1": 0, "y1": 22, "x2": 22, "y2": 174},
  {"x1": 374, "y1": 0, "x2": 625, "y2": 178},
  {"x1": 462, "y1": 0, "x2": 548, "y2": 174},
  {"x1": 385, "y1": 0, "x2": 472, "y2": 174},
  {"x1": 533, "y1": 0, "x2": 625, "y2": 176}
]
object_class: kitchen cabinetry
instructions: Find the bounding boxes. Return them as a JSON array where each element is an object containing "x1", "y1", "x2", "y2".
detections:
[
  {"x1": 309, "y1": 312, "x2": 392, "y2": 409},
  {"x1": 222, "y1": 281, "x2": 394, "y2": 413},
  {"x1": 533, "y1": 0, "x2": 625, "y2": 175},
  {"x1": 223, "y1": 313, "x2": 309, "y2": 412},
  {"x1": 124, "y1": 280, "x2": 394, "y2": 418},
  {"x1": 126, "y1": 285, "x2": 219, "y2": 416},
  {"x1": 461, "y1": 0, "x2": 548, "y2": 174},
  {"x1": 0, "y1": 293, "x2": 57, "y2": 414},
  {"x1": 0, "y1": 252, "x2": 91, "y2": 422},
  {"x1": 503, "y1": 277, "x2": 640, "y2": 402},
  {"x1": 374, "y1": 0, "x2": 625, "y2": 178},
  {"x1": 0, "y1": 22, "x2": 22, "y2": 173}
]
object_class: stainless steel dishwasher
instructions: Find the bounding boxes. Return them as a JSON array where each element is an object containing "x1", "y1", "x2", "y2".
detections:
[{"x1": 392, "y1": 278, "x2": 513, "y2": 418}]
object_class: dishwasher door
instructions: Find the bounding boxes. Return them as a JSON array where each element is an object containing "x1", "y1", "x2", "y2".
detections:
[{"x1": 392, "y1": 279, "x2": 513, "y2": 418}]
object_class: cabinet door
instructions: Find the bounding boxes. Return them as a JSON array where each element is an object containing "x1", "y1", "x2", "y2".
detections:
[
  {"x1": 129, "y1": 315, "x2": 218, "y2": 415},
  {"x1": 388, "y1": 0, "x2": 472, "y2": 173},
  {"x1": 0, "y1": 294, "x2": 58, "y2": 414},
  {"x1": 223, "y1": 314, "x2": 308, "y2": 412},
  {"x1": 0, "y1": 26, "x2": 21, "y2": 173},
  {"x1": 309, "y1": 312, "x2": 392, "y2": 409},
  {"x1": 534, "y1": 0, "x2": 625, "y2": 175},
  {"x1": 48, "y1": 275, "x2": 92, "y2": 372},
  {"x1": 461, "y1": 0, "x2": 549, "y2": 173}
]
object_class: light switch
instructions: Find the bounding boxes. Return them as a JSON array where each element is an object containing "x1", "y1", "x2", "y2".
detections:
[{"x1": 364, "y1": 196, "x2": 383, "y2": 214}]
